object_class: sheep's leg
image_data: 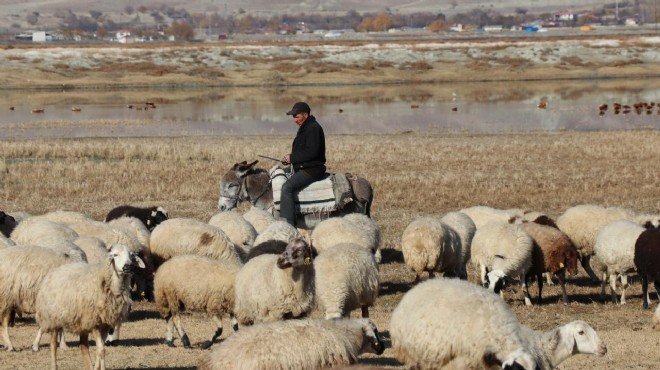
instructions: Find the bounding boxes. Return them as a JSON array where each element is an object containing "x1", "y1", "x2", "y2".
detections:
[
  {"x1": 544, "y1": 272, "x2": 555, "y2": 286},
  {"x1": 79, "y1": 332, "x2": 93, "y2": 370},
  {"x1": 557, "y1": 270, "x2": 569, "y2": 304},
  {"x1": 49, "y1": 331, "x2": 58, "y2": 370},
  {"x1": 58, "y1": 330, "x2": 68, "y2": 349},
  {"x1": 599, "y1": 271, "x2": 608, "y2": 302},
  {"x1": 581, "y1": 255, "x2": 601, "y2": 283},
  {"x1": 479, "y1": 264, "x2": 487, "y2": 287},
  {"x1": 641, "y1": 275, "x2": 649, "y2": 309},
  {"x1": 200, "y1": 316, "x2": 224, "y2": 349},
  {"x1": 361, "y1": 305, "x2": 370, "y2": 318},
  {"x1": 165, "y1": 316, "x2": 175, "y2": 347},
  {"x1": 173, "y1": 314, "x2": 190, "y2": 348},
  {"x1": 522, "y1": 274, "x2": 533, "y2": 306},
  {"x1": 654, "y1": 280, "x2": 660, "y2": 302},
  {"x1": 427, "y1": 271, "x2": 435, "y2": 280},
  {"x1": 609, "y1": 273, "x2": 619, "y2": 304},
  {"x1": 536, "y1": 273, "x2": 544, "y2": 305},
  {"x1": 32, "y1": 327, "x2": 43, "y2": 352},
  {"x1": 620, "y1": 273, "x2": 629, "y2": 305},
  {"x1": 1, "y1": 312, "x2": 16, "y2": 352},
  {"x1": 92, "y1": 329, "x2": 105, "y2": 370},
  {"x1": 230, "y1": 315, "x2": 239, "y2": 332}
]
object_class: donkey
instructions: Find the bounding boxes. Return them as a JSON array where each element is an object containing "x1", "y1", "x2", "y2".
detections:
[{"x1": 217, "y1": 160, "x2": 373, "y2": 229}]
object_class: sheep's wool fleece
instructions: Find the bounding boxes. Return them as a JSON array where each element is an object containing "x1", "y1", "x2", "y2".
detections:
[
  {"x1": 390, "y1": 279, "x2": 526, "y2": 369},
  {"x1": 197, "y1": 319, "x2": 367, "y2": 370}
]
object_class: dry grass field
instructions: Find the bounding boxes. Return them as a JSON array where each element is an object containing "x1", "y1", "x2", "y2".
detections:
[{"x1": 1, "y1": 131, "x2": 659, "y2": 369}]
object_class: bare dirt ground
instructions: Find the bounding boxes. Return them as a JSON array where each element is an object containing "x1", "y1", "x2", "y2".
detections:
[{"x1": 2, "y1": 33, "x2": 660, "y2": 90}]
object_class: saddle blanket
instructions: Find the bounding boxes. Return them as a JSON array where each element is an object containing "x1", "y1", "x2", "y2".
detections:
[{"x1": 270, "y1": 166, "x2": 337, "y2": 214}]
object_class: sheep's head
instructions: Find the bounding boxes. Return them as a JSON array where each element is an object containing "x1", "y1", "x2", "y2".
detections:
[
  {"x1": 277, "y1": 237, "x2": 312, "y2": 269},
  {"x1": 108, "y1": 244, "x2": 146, "y2": 275},
  {"x1": 560, "y1": 320, "x2": 607, "y2": 357},
  {"x1": 563, "y1": 246, "x2": 579, "y2": 276},
  {"x1": 147, "y1": 207, "x2": 169, "y2": 230},
  {"x1": 358, "y1": 318, "x2": 385, "y2": 355},
  {"x1": 485, "y1": 269, "x2": 514, "y2": 293}
]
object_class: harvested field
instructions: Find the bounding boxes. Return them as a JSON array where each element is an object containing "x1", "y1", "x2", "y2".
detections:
[{"x1": 1, "y1": 131, "x2": 659, "y2": 369}]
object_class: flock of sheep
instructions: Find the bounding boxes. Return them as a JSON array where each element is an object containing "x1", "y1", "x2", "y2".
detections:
[{"x1": 0, "y1": 202, "x2": 658, "y2": 370}]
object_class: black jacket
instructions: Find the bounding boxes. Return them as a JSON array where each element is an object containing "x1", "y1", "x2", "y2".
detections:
[{"x1": 290, "y1": 115, "x2": 326, "y2": 178}]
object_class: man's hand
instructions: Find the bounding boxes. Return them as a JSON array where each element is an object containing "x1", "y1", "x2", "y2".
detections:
[{"x1": 282, "y1": 154, "x2": 291, "y2": 165}]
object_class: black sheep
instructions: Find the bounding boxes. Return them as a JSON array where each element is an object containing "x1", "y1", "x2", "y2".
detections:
[
  {"x1": 634, "y1": 227, "x2": 660, "y2": 309},
  {"x1": 105, "y1": 205, "x2": 169, "y2": 231}
]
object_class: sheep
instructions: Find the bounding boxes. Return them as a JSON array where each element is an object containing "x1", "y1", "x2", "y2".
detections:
[
  {"x1": 594, "y1": 219, "x2": 646, "y2": 304},
  {"x1": 208, "y1": 210, "x2": 258, "y2": 253},
  {"x1": 314, "y1": 243, "x2": 379, "y2": 319},
  {"x1": 0, "y1": 210, "x2": 17, "y2": 237},
  {"x1": 73, "y1": 236, "x2": 108, "y2": 264},
  {"x1": 234, "y1": 237, "x2": 315, "y2": 325},
  {"x1": 390, "y1": 279, "x2": 607, "y2": 370},
  {"x1": 10, "y1": 219, "x2": 79, "y2": 246},
  {"x1": 197, "y1": 318, "x2": 384, "y2": 370},
  {"x1": 519, "y1": 222, "x2": 579, "y2": 304},
  {"x1": 35, "y1": 244, "x2": 145, "y2": 370},
  {"x1": 556, "y1": 204, "x2": 636, "y2": 282},
  {"x1": 310, "y1": 217, "x2": 379, "y2": 261},
  {"x1": 400, "y1": 216, "x2": 467, "y2": 282},
  {"x1": 149, "y1": 218, "x2": 244, "y2": 267},
  {"x1": 0, "y1": 246, "x2": 76, "y2": 352},
  {"x1": 153, "y1": 254, "x2": 240, "y2": 349},
  {"x1": 634, "y1": 227, "x2": 660, "y2": 309},
  {"x1": 341, "y1": 213, "x2": 382, "y2": 262},
  {"x1": 470, "y1": 221, "x2": 534, "y2": 305},
  {"x1": 253, "y1": 220, "x2": 301, "y2": 246},
  {"x1": 242, "y1": 206, "x2": 276, "y2": 234},
  {"x1": 246, "y1": 239, "x2": 289, "y2": 260},
  {"x1": 459, "y1": 205, "x2": 524, "y2": 229},
  {"x1": 104, "y1": 205, "x2": 169, "y2": 231},
  {"x1": 35, "y1": 239, "x2": 88, "y2": 263}
]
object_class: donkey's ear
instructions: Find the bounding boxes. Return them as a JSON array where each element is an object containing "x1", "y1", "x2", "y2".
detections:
[{"x1": 246, "y1": 160, "x2": 259, "y2": 168}]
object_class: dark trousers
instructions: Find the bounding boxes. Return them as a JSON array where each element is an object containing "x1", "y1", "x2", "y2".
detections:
[{"x1": 280, "y1": 170, "x2": 316, "y2": 226}]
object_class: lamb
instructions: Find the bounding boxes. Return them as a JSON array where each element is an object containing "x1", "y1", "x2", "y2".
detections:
[
  {"x1": 242, "y1": 206, "x2": 276, "y2": 234},
  {"x1": 390, "y1": 278, "x2": 607, "y2": 370},
  {"x1": 234, "y1": 237, "x2": 315, "y2": 325},
  {"x1": 314, "y1": 243, "x2": 379, "y2": 319},
  {"x1": 253, "y1": 220, "x2": 301, "y2": 246},
  {"x1": 35, "y1": 244, "x2": 145, "y2": 370},
  {"x1": 104, "y1": 204, "x2": 169, "y2": 231},
  {"x1": 471, "y1": 222, "x2": 534, "y2": 301},
  {"x1": 0, "y1": 210, "x2": 17, "y2": 237},
  {"x1": 310, "y1": 216, "x2": 380, "y2": 262},
  {"x1": 634, "y1": 227, "x2": 660, "y2": 309},
  {"x1": 197, "y1": 318, "x2": 384, "y2": 370},
  {"x1": 401, "y1": 216, "x2": 468, "y2": 282},
  {"x1": 594, "y1": 219, "x2": 646, "y2": 304},
  {"x1": 149, "y1": 218, "x2": 244, "y2": 267},
  {"x1": 208, "y1": 210, "x2": 258, "y2": 253},
  {"x1": 459, "y1": 205, "x2": 524, "y2": 229},
  {"x1": 0, "y1": 246, "x2": 76, "y2": 352},
  {"x1": 519, "y1": 222, "x2": 579, "y2": 304},
  {"x1": 153, "y1": 254, "x2": 240, "y2": 349},
  {"x1": 556, "y1": 204, "x2": 636, "y2": 282}
]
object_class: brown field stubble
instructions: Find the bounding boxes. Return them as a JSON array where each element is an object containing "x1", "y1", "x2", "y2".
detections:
[{"x1": 1, "y1": 131, "x2": 660, "y2": 369}]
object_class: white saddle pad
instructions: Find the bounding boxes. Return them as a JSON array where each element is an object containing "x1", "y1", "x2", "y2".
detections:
[{"x1": 270, "y1": 166, "x2": 337, "y2": 213}]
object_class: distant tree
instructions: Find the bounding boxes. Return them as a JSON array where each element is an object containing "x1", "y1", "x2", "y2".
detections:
[
  {"x1": 356, "y1": 17, "x2": 373, "y2": 32},
  {"x1": 426, "y1": 19, "x2": 447, "y2": 32},
  {"x1": 26, "y1": 12, "x2": 39, "y2": 25},
  {"x1": 124, "y1": 5, "x2": 134, "y2": 15},
  {"x1": 138, "y1": 6, "x2": 148, "y2": 14},
  {"x1": 372, "y1": 13, "x2": 393, "y2": 31},
  {"x1": 166, "y1": 21, "x2": 194, "y2": 40},
  {"x1": 96, "y1": 26, "x2": 108, "y2": 38}
]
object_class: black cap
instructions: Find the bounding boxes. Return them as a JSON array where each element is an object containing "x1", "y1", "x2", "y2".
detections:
[{"x1": 286, "y1": 102, "x2": 311, "y2": 116}]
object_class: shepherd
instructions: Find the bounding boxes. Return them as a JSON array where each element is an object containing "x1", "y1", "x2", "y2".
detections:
[{"x1": 279, "y1": 102, "x2": 327, "y2": 227}]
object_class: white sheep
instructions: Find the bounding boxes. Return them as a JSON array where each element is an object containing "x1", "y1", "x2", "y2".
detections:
[
  {"x1": 153, "y1": 254, "x2": 240, "y2": 349},
  {"x1": 470, "y1": 221, "x2": 534, "y2": 305},
  {"x1": 459, "y1": 205, "x2": 523, "y2": 229},
  {"x1": 556, "y1": 204, "x2": 636, "y2": 282},
  {"x1": 440, "y1": 211, "x2": 476, "y2": 261},
  {"x1": 314, "y1": 243, "x2": 379, "y2": 319},
  {"x1": 234, "y1": 238, "x2": 315, "y2": 325},
  {"x1": 10, "y1": 219, "x2": 79, "y2": 246},
  {"x1": 400, "y1": 216, "x2": 467, "y2": 282},
  {"x1": 35, "y1": 244, "x2": 145, "y2": 370},
  {"x1": 253, "y1": 220, "x2": 301, "y2": 246},
  {"x1": 208, "y1": 210, "x2": 258, "y2": 253},
  {"x1": 0, "y1": 245, "x2": 76, "y2": 352},
  {"x1": 73, "y1": 236, "x2": 108, "y2": 264},
  {"x1": 594, "y1": 219, "x2": 646, "y2": 304},
  {"x1": 310, "y1": 216, "x2": 380, "y2": 261},
  {"x1": 149, "y1": 218, "x2": 244, "y2": 267},
  {"x1": 390, "y1": 279, "x2": 607, "y2": 370},
  {"x1": 341, "y1": 213, "x2": 382, "y2": 262},
  {"x1": 197, "y1": 318, "x2": 384, "y2": 370},
  {"x1": 242, "y1": 206, "x2": 276, "y2": 234}
]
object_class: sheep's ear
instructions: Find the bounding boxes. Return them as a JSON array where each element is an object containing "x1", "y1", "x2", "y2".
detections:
[{"x1": 132, "y1": 254, "x2": 146, "y2": 269}]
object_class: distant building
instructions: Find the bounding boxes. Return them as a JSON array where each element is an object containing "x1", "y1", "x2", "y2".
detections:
[
  {"x1": 483, "y1": 25, "x2": 503, "y2": 32},
  {"x1": 553, "y1": 12, "x2": 578, "y2": 22},
  {"x1": 449, "y1": 24, "x2": 463, "y2": 32},
  {"x1": 15, "y1": 31, "x2": 54, "y2": 42},
  {"x1": 116, "y1": 30, "x2": 133, "y2": 43}
]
